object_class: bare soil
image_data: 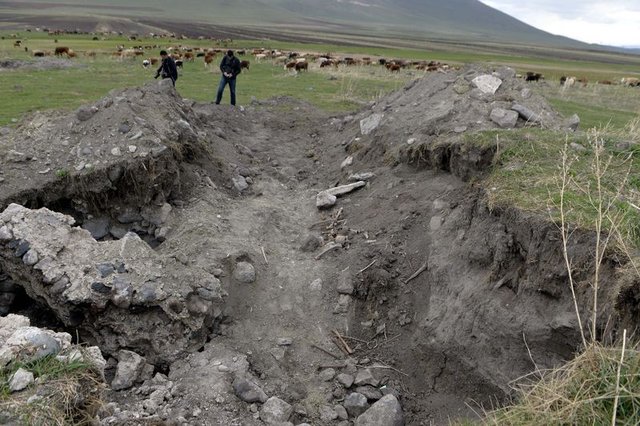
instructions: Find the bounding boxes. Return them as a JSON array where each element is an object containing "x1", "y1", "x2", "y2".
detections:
[{"x1": 0, "y1": 68, "x2": 628, "y2": 425}]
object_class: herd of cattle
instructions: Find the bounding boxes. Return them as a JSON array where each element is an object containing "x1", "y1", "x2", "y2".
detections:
[{"x1": 4, "y1": 32, "x2": 640, "y2": 85}]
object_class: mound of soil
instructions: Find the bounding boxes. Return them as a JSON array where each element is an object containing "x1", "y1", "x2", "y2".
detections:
[{"x1": 0, "y1": 66, "x2": 629, "y2": 425}]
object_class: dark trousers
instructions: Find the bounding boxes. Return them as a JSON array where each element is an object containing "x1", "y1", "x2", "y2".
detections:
[{"x1": 215, "y1": 75, "x2": 236, "y2": 105}]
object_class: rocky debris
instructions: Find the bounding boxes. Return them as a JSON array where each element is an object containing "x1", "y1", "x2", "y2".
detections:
[
  {"x1": 490, "y1": 108, "x2": 519, "y2": 129},
  {"x1": 82, "y1": 217, "x2": 111, "y2": 240},
  {"x1": 319, "y1": 368, "x2": 336, "y2": 381},
  {"x1": 341, "y1": 156, "x2": 354, "y2": 169},
  {"x1": 344, "y1": 392, "x2": 370, "y2": 417},
  {"x1": 233, "y1": 261, "x2": 256, "y2": 283},
  {"x1": 260, "y1": 396, "x2": 293, "y2": 425},
  {"x1": 348, "y1": 172, "x2": 375, "y2": 182},
  {"x1": 511, "y1": 103, "x2": 542, "y2": 124},
  {"x1": 355, "y1": 394, "x2": 405, "y2": 426},
  {"x1": 333, "y1": 294, "x2": 352, "y2": 314},
  {"x1": 356, "y1": 385, "x2": 383, "y2": 400},
  {"x1": 300, "y1": 234, "x2": 322, "y2": 252},
  {"x1": 566, "y1": 113, "x2": 581, "y2": 131},
  {"x1": 76, "y1": 105, "x2": 99, "y2": 122},
  {"x1": 233, "y1": 175, "x2": 249, "y2": 192},
  {"x1": 337, "y1": 269, "x2": 354, "y2": 295},
  {"x1": 472, "y1": 74, "x2": 502, "y2": 94},
  {"x1": 9, "y1": 367, "x2": 34, "y2": 392},
  {"x1": 0, "y1": 204, "x2": 224, "y2": 365},
  {"x1": 233, "y1": 377, "x2": 268, "y2": 403},
  {"x1": 360, "y1": 113, "x2": 384, "y2": 135},
  {"x1": 337, "y1": 373, "x2": 355, "y2": 388},
  {"x1": 325, "y1": 181, "x2": 367, "y2": 197},
  {"x1": 320, "y1": 405, "x2": 339, "y2": 422},
  {"x1": 111, "y1": 350, "x2": 146, "y2": 390}
]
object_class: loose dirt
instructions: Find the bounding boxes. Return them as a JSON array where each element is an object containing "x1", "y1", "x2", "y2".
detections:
[{"x1": 0, "y1": 66, "x2": 627, "y2": 425}]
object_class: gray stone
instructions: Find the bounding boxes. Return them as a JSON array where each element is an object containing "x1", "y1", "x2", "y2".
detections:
[
  {"x1": 141, "y1": 203, "x2": 172, "y2": 227},
  {"x1": 107, "y1": 165, "x2": 124, "y2": 183},
  {"x1": 233, "y1": 377, "x2": 268, "y2": 403},
  {"x1": 355, "y1": 394, "x2": 404, "y2": 426},
  {"x1": 111, "y1": 350, "x2": 145, "y2": 390},
  {"x1": 343, "y1": 392, "x2": 369, "y2": 417},
  {"x1": 356, "y1": 385, "x2": 383, "y2": 401},
  {"x1": 0, "y1": 225, "x2": 12, "y2": 241},
  {"x1": 354, "y1": 369, "x2": 379, "y2": 387},
  {"x1": 337, "y1": 269, "x2": 354, "y2": 295},
  {"x1": 260, "y1": 396, "x2": 293, "y2": 425},
  {"x1": 429, "y1": 216, "x2": 442, "y2": 231},
  {"x1": 118, "y1": 123, "x2": 131, "y2": 134},
  {"x1": 316, "y1": 191, "x2": 337, "y2": 209},
  {"x1": 5, "y1": 150, "x2": 27, "y2": 163},
  {"x1": 490, "y1": 108, "x2": 519, "y2": 128},
  {"x1": 333, "y1": 294, "x2": 352, "y2": 314},
  {"x1": 335, "y1": 404, "x2": 349, "y2": 420},
  {"x1": 117, "y1": 209, "x2": 142, "y2": 224},
  {"x1": 319, "y1": 368, "x2": 336, "y2": 382},
  {"x1": 521, "y1": 88, "x2": 532, "y2": 99},
  {"x1": 9, "y1": 368, "x2": 34, "y2": 392},
  {"x1": 309, "y1": 278, "x2": 323, "y2": 291},
  {"x1": 320, "y1": 405, "x2": 338, "y2": 422},
  {"x1": 22, "y1": 249, "x2": 39, "y2": 266},
  {"x1": 82, "y1": 217, "x2": 110, "y2": 240},
  {"x1": 6, "y1": 327, "x2": 62, "y2": 361},
  {"x1": 232, "y1": 175, "x2": 249, "y2": 192},
  {"x1": 493, "y1": 66, "x2": 516, "y2": 80},
  {"x1": 277, "y1": 338, "x2": 293, "y2": 346},
  {"x1": 570, "y1": 142, "x2": 587, "y2": 152},
  {"x1": 566, "y1": 113, "x2": 580, "y2": 131},
  {"x1": 0, "y1": 127, "x2": 10, "y2": 136},
  {"x1": 233, "y1": 262, "x2": 256, "y2": 283},
  {"x1": 337, "y1": 373, "x2": 354, "y2": 388},
  {"x1": 76, "y1": 106, "x2": 98, "y2": 121},
  {"x1": 359, "y1": 113, "x2": 384, "y2": 135},
  {"x1": 471, "y1": 75, "x2": 502, "y2": 94},
  {"x1": 511, "y1": 103, "x2": 542, "y2": 124}
]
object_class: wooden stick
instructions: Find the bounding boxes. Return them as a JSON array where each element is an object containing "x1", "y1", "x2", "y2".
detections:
[
  {"x1": 315, "y1": 242, "x2": 340, "y2": 260},
  {"x1": 332, "y1": 337, "x2": 351, "y2": 355},
  {"x1": 261, "y1": 246, "x2": 268, "y2": 264},
  {"x1": 405, "y1": 260, "x2": 428, "y2": 284},
  {"x1": 357, "y1": 259, "x2": 377, "y2": 274},
  {"x1": 367, "y1": 362, "x2": 409, "y2": 377},
  {"x1": 333, "y1": 330, "x2": 354, "y2": 354},
  {"x1": 311, "y1": 343, "x2": 341, "y2": 360}
]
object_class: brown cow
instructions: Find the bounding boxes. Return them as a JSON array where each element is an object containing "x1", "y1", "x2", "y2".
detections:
[
  {"x1": 54, "y1": 46, "x2": 70, "y2": 56},
  {"x1": 295, "y1": 62, "x2": 308, "y2": 72},
  {"x1": 240, "y1": 60, "x2": 250, "y2": 71}
]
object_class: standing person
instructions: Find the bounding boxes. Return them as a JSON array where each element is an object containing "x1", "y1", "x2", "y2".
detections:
[
  {"x1": 154, "y1": 50, "x2": 178, "y2": 86},
  {"x1": 215, "y1": 50, "x2": 241, "y2": 105}
]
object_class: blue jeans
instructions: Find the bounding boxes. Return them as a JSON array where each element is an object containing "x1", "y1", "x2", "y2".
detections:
[{"x1": 215, "y1": 75, "x2": 236, "y2": 105}]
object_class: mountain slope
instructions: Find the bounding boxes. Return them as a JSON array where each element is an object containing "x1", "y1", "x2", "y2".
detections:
[{"x1": 1, "y1": 0, "x2": 590, "y2": 48}]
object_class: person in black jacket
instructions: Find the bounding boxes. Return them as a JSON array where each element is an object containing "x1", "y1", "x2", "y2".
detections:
[
  {"x1": 154, "y1": 50, "x2": 178, "y2": 86},
  {"x1": 215, "y1": 50, "x2": 241, "y2": 105}
]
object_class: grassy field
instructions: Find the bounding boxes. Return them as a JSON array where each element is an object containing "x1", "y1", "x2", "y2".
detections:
[{"x1": 1, "y1": 31, "x2": 639, "y2": 127}]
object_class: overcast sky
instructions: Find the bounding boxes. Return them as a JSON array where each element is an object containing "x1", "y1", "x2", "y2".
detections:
[{"x1": 479, "y1": 0, "x2": 639, "y2": 47}]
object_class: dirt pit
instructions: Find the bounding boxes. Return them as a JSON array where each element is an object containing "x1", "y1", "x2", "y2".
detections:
[{"x1": 0, "y1": 67, "x2": 627, "y2": 425}]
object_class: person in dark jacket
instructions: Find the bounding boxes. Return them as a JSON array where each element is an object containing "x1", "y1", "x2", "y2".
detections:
[
  {"x1": 154, "y1": 50, "x2": 178, "y2": 86},
  {"x1": 215, "y1": 50, "x2": 241, "y2": 105}
]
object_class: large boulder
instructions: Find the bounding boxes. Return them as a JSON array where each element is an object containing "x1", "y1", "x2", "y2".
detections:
[
  {"x1": 355, "y1": 394, "x2": 404, "y2": 426},
  {"x1": 0, "y1": 204, "x2": 224, "y2": 365}
]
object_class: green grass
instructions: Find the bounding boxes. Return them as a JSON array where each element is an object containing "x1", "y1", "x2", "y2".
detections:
[{"x1": 467, "y1": 125, "x2": 640, "y2": 248}]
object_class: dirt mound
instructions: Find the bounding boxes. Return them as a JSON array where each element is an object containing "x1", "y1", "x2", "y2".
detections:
[{"x1": 0, "y1": 69, "x2": 630, "y2": 425}]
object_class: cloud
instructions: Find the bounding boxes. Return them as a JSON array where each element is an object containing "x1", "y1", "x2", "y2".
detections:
[{"x1": 480, "y1": 0, "x2": 638, "y2": 46}]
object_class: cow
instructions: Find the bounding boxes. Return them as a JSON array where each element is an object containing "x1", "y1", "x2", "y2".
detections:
[
  {"x1": 142, "y1": 59, "x2": 151, "y2": 68},
  {"x1": 13, "y1": 40, "x2": 21, "y2": 48},
  {"x1": 295, "y1": 61, "x2": 308, "y2": 72},
  {"x1": 621, "y1": 77, "x2": 640, "y2": 87},
  {"x1": 240, "y1": 60, "x2": 250, "y2": 71},
  {"x1": 597, "y1": 80, "x2": 613, "y2": 85},
  {"x1": 54, "y1": 46, "x2": 70, "y2": 56},
  {"x1": 175, "y1": 59, "x2": 183, "y2": 69},
  {"x1": 525, "y1": 72, "x2": 543, "y2": 82},
  {"x1": 386, "y1": 63, "x2": 401, "y2": 72},
  {"x1": 33, "y1": 50, "x2": 45, "y2": 57},
  {"x1": 204, "y1": 54, "x2": 215, "y2": 67}
]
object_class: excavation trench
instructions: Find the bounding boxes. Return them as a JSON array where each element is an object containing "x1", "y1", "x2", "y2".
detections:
[{"x1": 0, "y1": 73, "x2": 632, "y2": 424}]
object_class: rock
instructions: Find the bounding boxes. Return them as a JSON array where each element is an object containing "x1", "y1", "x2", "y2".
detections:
[
  {"x1": 76, "y1": 105, "x2": 98, "y2": 121},
  {"x1": 325, "y1": 181, "x2": 366, "y2": 197},
  {"x1": 335, "y1": 404, "x2": 349, "y2": 420},
  {"x1": 348, "y1": 172, "x2": 375, "y2": 182},
  {"x1": 141, "y1": 203, "x2": 172, "y2": 227},
  {"x1": 277, "y1": 338, "x2": 293, "y2": 346},
  {"x1": 22, "y1": 249, "x2": 39, "y2": 266},
  {"x1": 300, "y1": 234, "x2": 321, "y2": 252},
  {"x1": 316, "y1": 191, "x2": 337, "y2": 209},
  {"x1": 232, "y1": 377, "x2": 268, "y2": 403},
  {"x1": 5, "y1": 150, "x2": 27, "y2": 163},
  {"x1": 566, "y1": 113, "x2": 580, "y2": 131},
  {"x1": 111, "y1": 147, "x2": 122, "y2": 156},
  {"x1": 360, "y1": 113, "x2": 384, "y2": 135},
  {"x1": 260, "y1": 396, "x2": 293, "y2": 425},
  {"x1": 319, "y1": 368, "x2": 336, "y2": 381},
  {"x1": 570, "y1": 142, "x2": 587, "y2": 152},
  {"x1": 511, "y1": 103, "x2": 542, "y2": 124},
  {"x1": 341, "y1": 156, "x2": 353, "y2": 169},
  {"x1": 309, "y1": 278, "x2": 323, "y2": 291},
  {"x1": 343, "y1": 392, "x2": 369, "y2": 417},
  {"x1": 130, "y1": 131, "x2": 143, "y2": 140},
  {"x1": 356, "y1": 385, "x2": 383, "y2": 401},
  {"x1": 453, "y1": 81, "x2": 471, "y2": 94},
  {"x1": 128, "y1": 145, "x2": 138, "y2": 152},
  {"x1": 4, "y1": 326, "x2": 64, "y2": 361},
  {"x1": 116, "y1": 209, "x2": 142, "y2": 224},
  {"x1": 354, "y1": 369, "x2": 379, "y2": 387},
  {"x1": 9, "y1": 368, "x2": 34, "y2": 392},
  {"x1": 521, "y1": 88, "x2": 532, "y2": 99},
  {"x1": 0, "y1": 127, "x2": 10, "y2": 136},
  {"x1": 111, "y1": 350, "x2": 145, "y2": 390},
  {"x1": 320, "y1": 405, "x2": 338, "y2": 422},
  {"x1": 355, "y1": 394, "x2": 404, "y2": 426},
  {"x1": 118, "y1": 123, "x2": 131, "y2": 134},
  {"x1": 337, "y1": 373, "x2": 354, "y2": 388},
  {"x1": 82, "y1": 217, "x2": 110, "y2": 240},
  {"x1": 232, "y1": 175, "x2": 249, "y2": 192},
  {"x1": 493, "y1": 66, "x2": 516, "y2": 80},
  {"x1": 337, "y1": 269, "x2": 354, "y2": 295},
  {"x1": 490, "y1": 108, "x2": 519, "y2": 128},
  {"x1": 233, "y1": 261, "x2": 256, "y2": 283},
  {"x1": 471, "y1": 75, "x2": 502, "y2": 94},
  {"x1": 430, "y1": 216, "x2": 442, "y2": 231}
]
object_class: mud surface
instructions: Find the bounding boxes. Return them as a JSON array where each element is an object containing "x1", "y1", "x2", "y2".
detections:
[{"x1": 0, "y1": 67, "x2": 629, "y2": 425}]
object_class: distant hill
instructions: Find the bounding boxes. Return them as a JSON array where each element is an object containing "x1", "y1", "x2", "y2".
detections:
[{"x1": 0, "y1": 0, "x2": 605, "y2": 49}]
